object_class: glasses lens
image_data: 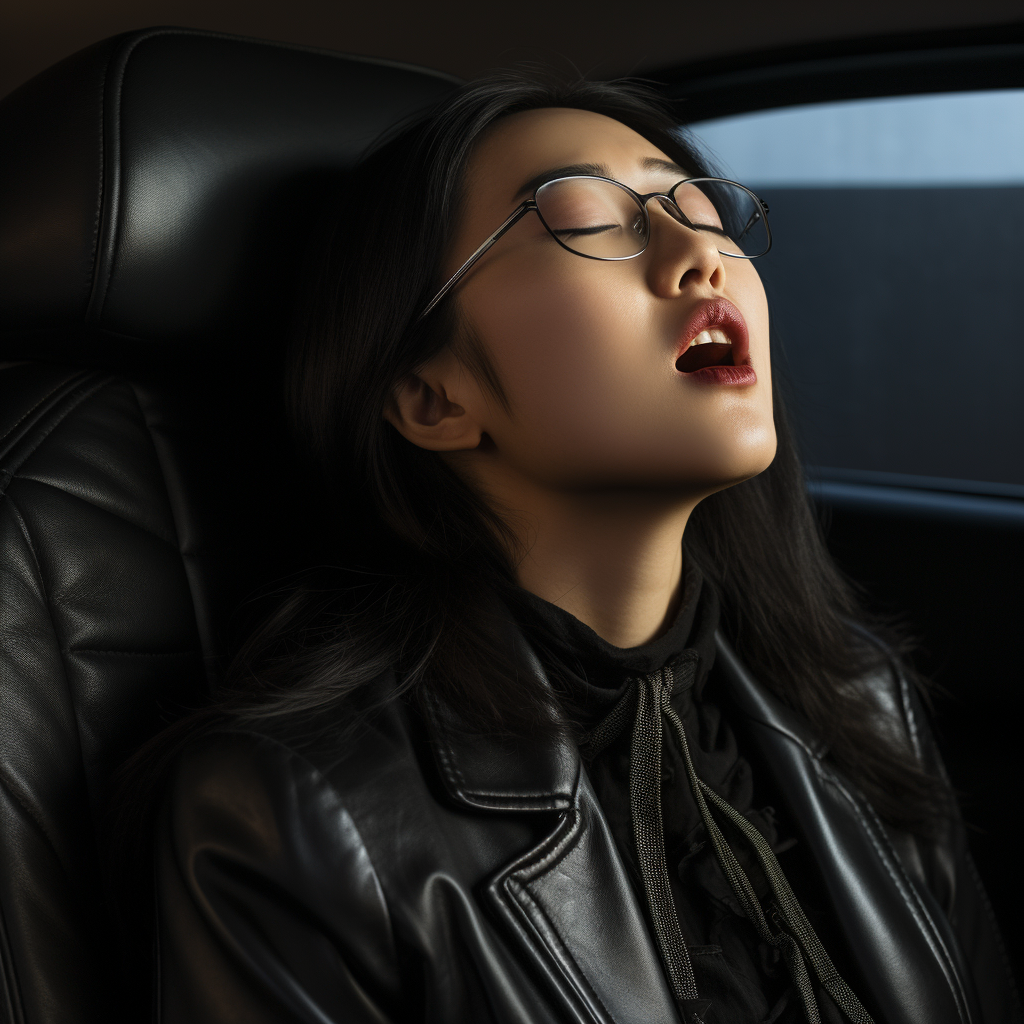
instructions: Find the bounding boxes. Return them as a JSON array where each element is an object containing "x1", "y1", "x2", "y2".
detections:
[
  {"x1": 535, "y1": 178, "x2": 648, "y2": 258},
  {"x1": 668, "y1": 180, "x2": 770, "y2": 257}
]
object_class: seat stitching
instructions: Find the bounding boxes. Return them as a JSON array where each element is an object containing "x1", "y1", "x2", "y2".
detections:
[
  {"x1": 87, "y1": 31, "x2": 192, "y2": 320},
  {"x1": 0, "y1": 775, "x2": 66, "y2": 883},
  {"x1": 0, "y1": 891, "x2": 26, "y2": 1024},
  {"x1": 85, "y1": 43, "x2": 112, "y2": 297},
  {"x1": 8, "y1": 474, "x2": 179, "y2": 553},
  {"x1": 0, "y1": 374, "x2": 115, "y2": 477},
  {"x1": 128, "y1": 382, "x2": 214, "y2": 676},
  {"x1": 4, "y1": 495, "x2": 93, "y2": 820},
  {"x1": 84, "y1": 28, "x2": 133, "y2": 321},
  {"x1": 66, "y1": 649, "x2": 198, "y2": 657},
  {"x1": 0, "y1": 370, "x2": 93, "y2": 453}
]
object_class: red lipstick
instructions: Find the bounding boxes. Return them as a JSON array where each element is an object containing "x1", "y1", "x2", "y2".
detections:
[
  {"x1": 687, "y1": 363, "x2": 757, "y2": 385},
  {"x1": 675, "y1": 298, "x2": 755, "y2": 386}
]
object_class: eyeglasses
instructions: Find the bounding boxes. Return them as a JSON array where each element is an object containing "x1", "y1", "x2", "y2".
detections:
[{"x1": 418, "y1": 174, "x2": 771, "y2": 320}]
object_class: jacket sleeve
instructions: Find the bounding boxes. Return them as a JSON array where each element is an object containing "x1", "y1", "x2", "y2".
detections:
[
  {"x1": 897, "y1": 671, "x2": 1023, "y2": 1024},
  {"x1": 154, "y1": 730, "x2": 405, "y2": 1024}
]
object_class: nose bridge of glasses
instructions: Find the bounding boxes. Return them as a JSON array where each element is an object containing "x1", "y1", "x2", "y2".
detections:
[
  {"x1": 642, "y1": 189, "x2": 737, "y2": 264},
  {"x1": 647, "y1": 191, "x2": 691, "y2": 227},
  {"x1": 636, "y1": 187, "x2": 700, "y2": 242}
]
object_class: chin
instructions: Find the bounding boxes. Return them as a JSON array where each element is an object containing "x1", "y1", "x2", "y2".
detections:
[
  {"x1": 736, "y1": 433, "x2": 778, "y2": 480},
  {"x1": 669, "y1": 424, "x2": 778, "y2": 493}
]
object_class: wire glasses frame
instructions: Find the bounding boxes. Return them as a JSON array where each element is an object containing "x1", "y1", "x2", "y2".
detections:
[{"x1": 417, "y1": 174, "x2": 772, "y2": 320}]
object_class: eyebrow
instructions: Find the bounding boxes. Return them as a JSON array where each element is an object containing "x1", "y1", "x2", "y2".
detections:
[
  {"x1": 512, "y1": 156, "x2": 689, "y2": 203},
  {"x1": 640, "y1": 156, "x2": 688, "y2": 177},
  {"x1": 512, "y1": 162, "x2": 606, "y2": 202}
]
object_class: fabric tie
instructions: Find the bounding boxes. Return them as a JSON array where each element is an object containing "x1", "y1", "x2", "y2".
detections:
[{"x1": 581, "y1": 653, "x2": 874, "y2": 1024}]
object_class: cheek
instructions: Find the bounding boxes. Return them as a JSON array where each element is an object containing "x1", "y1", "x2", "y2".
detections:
[{"x1": 466, "y1": 266, "x2": 657, "y2": 451}]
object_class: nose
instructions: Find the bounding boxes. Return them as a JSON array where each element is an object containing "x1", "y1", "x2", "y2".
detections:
[{"x1": 644, "y1": 196, "x2": 727, "y2": 297}]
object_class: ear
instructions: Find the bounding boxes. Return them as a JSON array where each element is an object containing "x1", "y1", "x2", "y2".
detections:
[{"x1": 384, "y1": 357, "x2": 484, "y2": 452}]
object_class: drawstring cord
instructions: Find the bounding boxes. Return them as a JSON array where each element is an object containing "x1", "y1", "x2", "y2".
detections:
[{"x1": 581, "y1": 655, "x2": 874, "y2": 1024}]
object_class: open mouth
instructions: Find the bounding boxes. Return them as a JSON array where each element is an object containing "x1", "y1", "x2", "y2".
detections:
[{"x1": 675, "y1": 329, "x2": 735, "y2": 373}]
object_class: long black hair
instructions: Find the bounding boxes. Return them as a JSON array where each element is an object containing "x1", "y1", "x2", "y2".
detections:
[{"x1": 120, "y1": 73, "x2": 952, "y2": 852}]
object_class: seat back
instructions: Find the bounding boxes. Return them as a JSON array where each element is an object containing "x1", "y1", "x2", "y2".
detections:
[{"x1": 0, "y1": 28, "x2": 456, "y2": 1023}]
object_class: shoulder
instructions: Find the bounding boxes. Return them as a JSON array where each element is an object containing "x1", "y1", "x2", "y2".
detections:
[
  {"x1": 842, "y1": 628, "x2": 965, "y2": 899},
  {"x1": 844, "y1": 625, "x2": 940, "y2": 776},
  {"x1": 162, "y1": 728, "x2": 362, "y2": 873},
  {"x1": 162, "y1": 691, "x2": 435, "y2": 864},
  {"x1": 154, "y1": 719, "x2": 411, "y2": 1022},
  {"x1": 167, "y1": 727, "x2": 337, "y2": 824}
]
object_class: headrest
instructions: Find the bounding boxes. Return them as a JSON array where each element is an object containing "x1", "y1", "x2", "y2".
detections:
[{"x1": 0, "y1": 27, "x2": 458, "y2": 367}]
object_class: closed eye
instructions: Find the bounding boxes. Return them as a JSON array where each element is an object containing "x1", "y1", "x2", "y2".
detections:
[
  {"x1": 691, "y1": 223, "x2": 733, "y2": 239},
  {"x1": 691, "y1": 210, "x2": 762, "y2": 240},
  {"x1": 555, "y1": 223, "x2": 619, "y2": 238}
]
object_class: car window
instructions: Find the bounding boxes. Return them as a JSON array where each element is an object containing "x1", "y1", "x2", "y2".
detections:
[{"x1": 686, "y1": 90, "x2": 1024, "y2": 494}]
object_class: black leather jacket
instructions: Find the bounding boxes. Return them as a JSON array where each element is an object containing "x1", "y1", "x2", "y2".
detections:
[{"x1": 154, "y1": 622, "x2": 1020, "y2": 1023}]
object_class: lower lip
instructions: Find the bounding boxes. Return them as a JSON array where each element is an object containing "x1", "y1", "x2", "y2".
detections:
[{"x1": 683, "y1": 364, "x2": 757, "y2": 386}]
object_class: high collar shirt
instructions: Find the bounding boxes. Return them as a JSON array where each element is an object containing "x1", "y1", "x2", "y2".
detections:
[{"x1": 507, "y1": 564, "x2": 849, "y2": 1024}]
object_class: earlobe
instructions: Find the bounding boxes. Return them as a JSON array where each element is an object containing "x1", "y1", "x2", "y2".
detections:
[{"x1": 385, "y1": 372, "x2": 483, "y2": 452}]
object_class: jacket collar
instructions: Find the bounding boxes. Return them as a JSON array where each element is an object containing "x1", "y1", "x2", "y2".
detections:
[
  {"x1": 422, "y1": 577, "x2": 715, "y2": 814},
  {"x1": 421, "y1": 601, "x2": 578, "y2": 813},
  {"x1": 424, "y1": 601, "x2": 681, "y2": 1023}
]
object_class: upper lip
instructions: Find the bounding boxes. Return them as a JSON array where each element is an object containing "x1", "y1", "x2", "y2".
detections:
[{"x1": 675, "y1": 298, "x2": 750, "y2": 368}]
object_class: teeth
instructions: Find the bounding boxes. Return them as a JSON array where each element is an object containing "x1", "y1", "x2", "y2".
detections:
[{"x1": 689, "y1": 328, "x2": 731, "y2": 348}]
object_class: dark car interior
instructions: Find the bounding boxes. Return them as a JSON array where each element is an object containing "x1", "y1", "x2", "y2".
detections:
[{"x1": 0, "y1": 9, "x2": 1021, "y2": 1024}]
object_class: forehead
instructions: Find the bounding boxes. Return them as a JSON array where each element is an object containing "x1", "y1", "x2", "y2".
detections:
[{"x1": 465, "y1": 107, "x2": 679, "y2": 203}]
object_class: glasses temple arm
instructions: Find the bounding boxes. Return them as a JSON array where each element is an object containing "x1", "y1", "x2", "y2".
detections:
[{"x1": 417, "y1": 203, "x2": 533, "y2": 321}]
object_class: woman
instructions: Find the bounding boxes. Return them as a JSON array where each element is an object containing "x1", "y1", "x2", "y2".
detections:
[{"x1": 147, "y1": 75, "x2": 1019, "y2": 1023}]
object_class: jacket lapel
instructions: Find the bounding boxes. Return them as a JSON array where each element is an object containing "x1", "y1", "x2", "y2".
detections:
[
  {"x1": 423, "y1": 612, "x2": 681, "y2": 1024},
  {"x1": 421, "y1": 601, "x2": 980, "y2": 1024},
  {"x1": 483, "y1": 768, "x2": 681, "y2": 1024},
  {"x1": 714, "y1": 632, "x2": 979, "y2": 1024}
]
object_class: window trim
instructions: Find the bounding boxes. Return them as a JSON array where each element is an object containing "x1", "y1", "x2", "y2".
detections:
[{"x1": 651, "y1": 23, "x2": 1024, "y2": 124}]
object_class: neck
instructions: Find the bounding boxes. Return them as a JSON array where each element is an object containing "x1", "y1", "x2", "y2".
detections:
[{"x1": 483, "y1": 472, "x2": 698, "y2": 648}]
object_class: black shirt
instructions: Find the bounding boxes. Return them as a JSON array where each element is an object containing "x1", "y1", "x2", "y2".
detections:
[{"x1": 507, "y1": 564, "x2": 836, "y2": 1024}]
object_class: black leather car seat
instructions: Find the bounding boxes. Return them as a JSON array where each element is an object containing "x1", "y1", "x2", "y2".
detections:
[{"x1": 0, "y1": 27, "x2": 456, "y2": 1024}]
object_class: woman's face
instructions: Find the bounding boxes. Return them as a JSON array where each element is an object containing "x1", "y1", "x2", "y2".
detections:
[{"x1": 443, "y1": 106, "x2": 776, "y2": 496}]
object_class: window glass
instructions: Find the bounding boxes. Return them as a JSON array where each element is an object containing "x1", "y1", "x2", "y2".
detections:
[{"x1": 687, "y1": 91, "x2": 1024, "y2": 489}]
